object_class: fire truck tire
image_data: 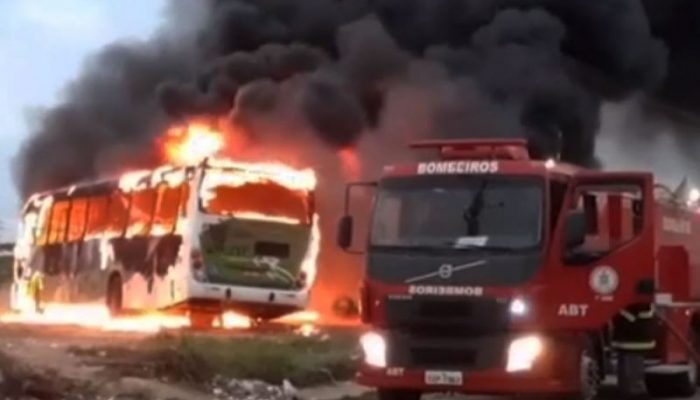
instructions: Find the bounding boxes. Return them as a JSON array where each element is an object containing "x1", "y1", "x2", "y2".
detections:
[
  {"x1": 106, "y1": 274, "x2": 123, "y2": 317},
  {"x1": 645, "y1": 364, "x2": 697, "y2": 398},
  {"x1": 562, "y1": 340, "x2": 602, "y2": 400},
  {"x1": 376, "y1": 389, "x2": 421, "y2": 400},
  {"x1": 690, "y1": 315, "x2": 700, "y2": 387}
]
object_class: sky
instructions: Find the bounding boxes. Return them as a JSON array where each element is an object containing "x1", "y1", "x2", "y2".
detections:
[{"x1": 0, "y1": 0, "x2": 166, "y2": 240}]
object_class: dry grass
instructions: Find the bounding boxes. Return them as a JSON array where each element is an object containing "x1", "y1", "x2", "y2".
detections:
[{"x1": 70, "y1": 329, "x2": 361, "y2": 388}]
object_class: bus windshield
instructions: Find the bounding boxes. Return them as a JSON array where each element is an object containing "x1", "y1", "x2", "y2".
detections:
[
  {"x1": 370, "y1": 175, "x2": 543, "y2": 251},
  {"x1": 199, "y1": 169, "x2": 313, "y2": 225}
]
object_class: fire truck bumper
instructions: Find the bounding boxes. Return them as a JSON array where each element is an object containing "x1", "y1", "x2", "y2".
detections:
[
  {"x1": 357, "y1": 367, "x2": 576, "y2": 395},
  {"x1": 356, "y1": 331, "x2": 582, "y2": 395}
]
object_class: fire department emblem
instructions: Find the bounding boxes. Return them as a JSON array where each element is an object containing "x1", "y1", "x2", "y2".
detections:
[{"x1": 589, "y1": 265, "x2": 619, "y2": 295}]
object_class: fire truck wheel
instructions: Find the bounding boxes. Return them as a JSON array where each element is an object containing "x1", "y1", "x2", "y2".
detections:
[
  {"x1": 106, "y1": 274, "x2": 123, "y2": 317},
  {"x1": 562, "y1": 341, "x2": 601, "y2": 400},
  {"x1": 645, "y1": 363, "x2": 697, "y2": 398},
  {"x1": 376, "y1": 389, "x2": 421, "y2": 400}
]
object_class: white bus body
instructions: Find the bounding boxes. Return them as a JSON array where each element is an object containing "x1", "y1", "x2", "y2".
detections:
[{"x1": 12, "y1": 159, "x2": 318, "y2": 323}]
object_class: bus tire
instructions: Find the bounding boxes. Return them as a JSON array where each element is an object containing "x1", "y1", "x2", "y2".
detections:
[
  {"x1": 106, "y1": 274, "x2": 123, "y2": 317},
  {"x1": 646, "y1": 363, "x2": 697, "y2": 398},
  {"x1": 377, "y1": 389, "x2": 421, "y2": 400}
]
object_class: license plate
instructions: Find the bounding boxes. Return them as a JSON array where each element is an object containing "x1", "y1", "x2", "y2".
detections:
[{"x1": 424, "y1": 370, "x2": 463, "y2": 386}]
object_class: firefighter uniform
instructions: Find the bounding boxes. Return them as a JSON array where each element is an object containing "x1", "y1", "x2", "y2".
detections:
[
  {"x1": 27, "y1": 271, "x2": 44, "y2": 314},
  {"x1": 612, "y1": 303, "x2": 655, "y2": 399}
]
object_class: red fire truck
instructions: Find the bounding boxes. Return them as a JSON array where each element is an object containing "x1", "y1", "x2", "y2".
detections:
[{"x1": 338, "y1": 139, "x2": 700, "y2": 400}]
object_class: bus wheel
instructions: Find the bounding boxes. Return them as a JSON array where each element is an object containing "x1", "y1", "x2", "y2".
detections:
[
  {"x1": 106, "y1": 275, "x2": 123, "y2": 317},
  {"x1": 377, "y1": 389, "x2": 421, "y2": 400}
]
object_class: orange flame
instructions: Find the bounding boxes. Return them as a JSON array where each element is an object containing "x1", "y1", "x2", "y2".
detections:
[
  {"x1": 0, "y1": 298, "x2": 326, "y2": 333},
  {"x1": 0, "y1": 302, "x2": 189, "y2": 333},
  {"x1": 1, "y1": 288, "x2": 257, "y2": 332},
  {"x1": 5, "y1": 121, "x2": 330, "y2": 333},
  {"x1": 162, "y1": 122, "x2": 225, "y2": 165}
]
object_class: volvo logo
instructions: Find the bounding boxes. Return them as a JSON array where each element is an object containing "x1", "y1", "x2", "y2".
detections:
[
  {"x1": 438, "y1": 264, "x2": 453, "y2": 279},
  {"x1": 405, "y1": 259, "x2": 487, "y2": 284}
]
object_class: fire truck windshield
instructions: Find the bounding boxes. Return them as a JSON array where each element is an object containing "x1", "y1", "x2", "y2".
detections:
[{"x1": 370, "y1": 176, "x2": 543, "y2": 251}]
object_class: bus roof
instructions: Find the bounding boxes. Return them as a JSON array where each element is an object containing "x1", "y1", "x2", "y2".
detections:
[{"x1": 25, "y1": 164, "x2": 192, "y2": 206}]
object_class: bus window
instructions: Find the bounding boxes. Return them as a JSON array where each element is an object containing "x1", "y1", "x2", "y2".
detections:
[
  {"x1": 48, "y1": 201, "x2": 70, "y2": 244},
  {"x1": 128, "y1": 188, "x2": 156, "y2": 237},
  {"x1": 201, "y1": 172, "x2": 309, "y2": 224},
  {"x1": 36, "y1": 198, "x2": 53, "y2": 246},
  {"x1": 19, "y1": 208, "x2": 39, "y2": 247},
  {"x1": 67, "y1": 198, "x2": 88, "y2": 242},
  {"x1": 86, "y1": 196, "x2": 109, "y2": 237},
  {"x1": 180, "y1": 184, "x2": 190, "y2": 217},
  {"x1": 106, "y1": 191, "x2": 130, "y2": 237},
  {"x1": 154, "y1": 185, "x2": 181, "y2": 234}
]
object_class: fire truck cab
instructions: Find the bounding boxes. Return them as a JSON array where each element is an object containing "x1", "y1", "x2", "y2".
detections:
[{"x1": 338, "y1": 139, "x2": 700, "y2": 399}]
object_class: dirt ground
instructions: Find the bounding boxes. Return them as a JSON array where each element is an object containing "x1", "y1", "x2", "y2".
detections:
[
  {"x1": 0, "y1": 322, "x2": 368, "y2": 400},
  {"x1": 0, "y1": 324, "x2": 200, "y2": 399}
]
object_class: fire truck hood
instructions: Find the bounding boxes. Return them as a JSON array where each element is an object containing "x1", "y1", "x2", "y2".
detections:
[{"x1": 367, "y1": 250, "x2": 541, "y2": 287}]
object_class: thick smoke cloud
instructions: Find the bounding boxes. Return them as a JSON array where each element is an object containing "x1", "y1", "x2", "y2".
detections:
[
  {"x1": 15, "y1": 0, "x2": 683, "y2": 198},
  {"x1": 13, "y1": 0, "x2": 700, "y2": 317}
]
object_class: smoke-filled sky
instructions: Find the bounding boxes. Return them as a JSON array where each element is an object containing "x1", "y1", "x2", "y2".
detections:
[
  {"x1": 0, "y1": 0, "x2": 166, "y2": 237},
  {"x1": 7, "y1": 0, "x2": 700, "y2": 230}
]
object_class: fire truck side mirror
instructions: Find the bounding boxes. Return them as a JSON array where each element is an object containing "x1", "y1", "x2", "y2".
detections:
[
  {"x1": 565, "y1": 210, "x2": 587, "y2": 249},
  {"x1": 337, "y1": 215, "x2": 354, "y2": 250}
]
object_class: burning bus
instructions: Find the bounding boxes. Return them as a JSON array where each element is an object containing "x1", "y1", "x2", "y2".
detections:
[{"x1": 10, "y1": 157, "x2": 319, "y2": 327}]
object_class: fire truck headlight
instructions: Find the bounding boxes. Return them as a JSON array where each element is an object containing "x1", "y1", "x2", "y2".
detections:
[
  {"x1": 509, "y1": 297, "x2": 528, "y2": 316},
  {"x1": 506, "y1": 335, "x2": 543, "y2": 373},
  {"x1": 360, "y1": 331, "x2": 387, "y2": 368}
]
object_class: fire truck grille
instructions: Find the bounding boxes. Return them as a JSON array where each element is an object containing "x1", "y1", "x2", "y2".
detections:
[
  {"x1": 410, "y1": 347, "x2": 477, "y2": 367},
  {"x1": 385, "y1": 296, "x2": 509, "y2": 336},
  {"x1": 388, "y1": 335, "x2": 505, "y2": 370}
]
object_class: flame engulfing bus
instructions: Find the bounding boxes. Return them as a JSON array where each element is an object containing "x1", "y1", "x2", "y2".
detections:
[{"x1": 11, "y1": 158, "x2": 319, "y2": 326}]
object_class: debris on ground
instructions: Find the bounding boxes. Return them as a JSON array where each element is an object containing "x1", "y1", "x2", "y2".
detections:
[
  {"x1": 0, "y1": 323, "x2": 364, "y2": 400},
  {"x1": 68, "y1": 331, "x2": 359, "y2": 389},
  {"x1": 208, "y1": 376, "x2": 300, "y2": 400}
]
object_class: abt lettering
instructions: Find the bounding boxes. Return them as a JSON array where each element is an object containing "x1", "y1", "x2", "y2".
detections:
[
  {"x1": 417, "y1": 161, "x2": 499, "y2": 175},
  {"x1": 558, "y1": 304, "x2": 589, "y2": 317}
]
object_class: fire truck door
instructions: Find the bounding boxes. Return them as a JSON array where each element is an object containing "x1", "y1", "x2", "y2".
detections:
[
  {"x1": 562, "y1": 174, "x2": 655, "y2": 347},
  {"x1": 564, "y1": 178, "x2": 651, "y2": 267}
]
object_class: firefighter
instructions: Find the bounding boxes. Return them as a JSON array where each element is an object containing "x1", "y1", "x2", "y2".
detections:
[
  {"x1": 27, "y1": 270, "x2": 45, "y2": 314},
  {"x1": 612, "y1": 302, "x2": 655, "y2": 399}
]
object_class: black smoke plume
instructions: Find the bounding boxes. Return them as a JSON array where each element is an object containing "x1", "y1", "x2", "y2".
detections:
[
  {"x1": 18, "y1": 0, "x2": 695, "y2": 198},
  {"x1": 14, "y1": 0, "x2": 700, "y2": 317}
]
